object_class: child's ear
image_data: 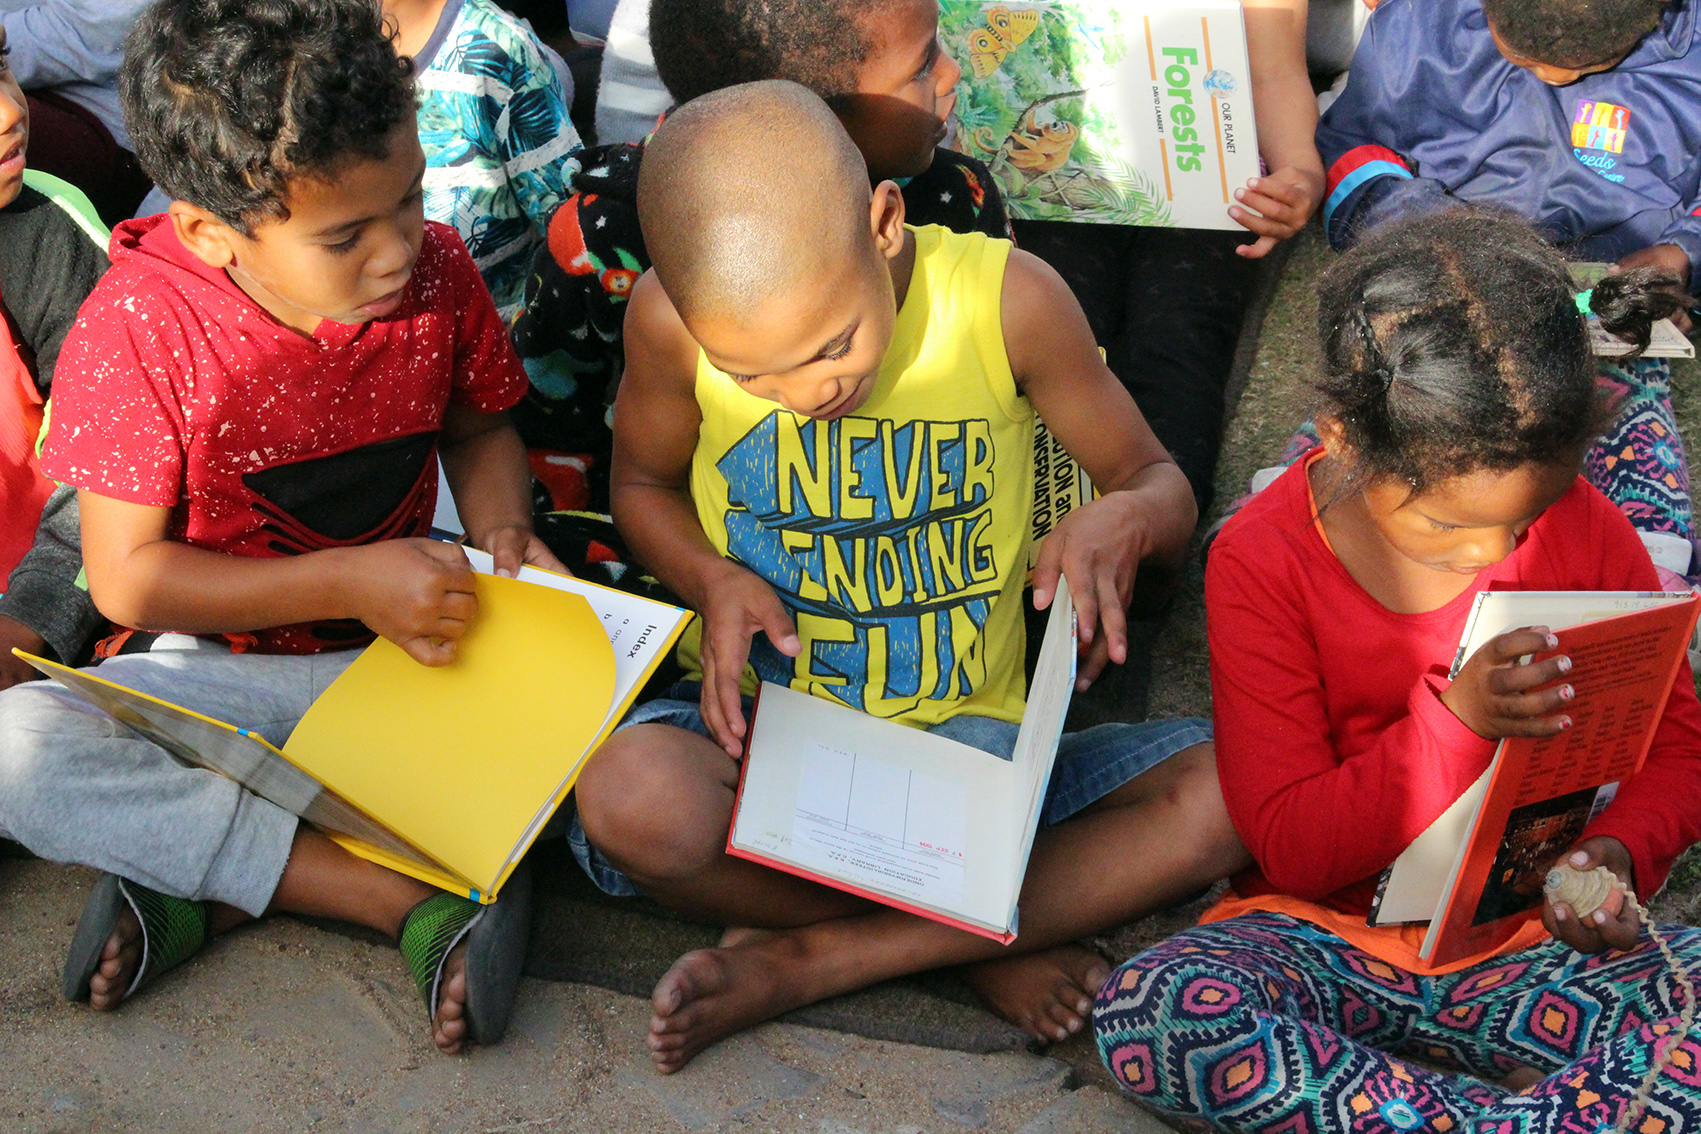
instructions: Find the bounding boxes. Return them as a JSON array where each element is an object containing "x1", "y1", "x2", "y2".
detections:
[
  {"x1": 168, "y1": 202, "x2": 240, "y2": 270},
  {"x1": 869, "y1": 180, "x2": 907, "y2": 261}
]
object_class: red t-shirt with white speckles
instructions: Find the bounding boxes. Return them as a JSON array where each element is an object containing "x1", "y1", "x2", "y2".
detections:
[{"x1": 41, "y1": 217, "x2": 527, "y2": 654}]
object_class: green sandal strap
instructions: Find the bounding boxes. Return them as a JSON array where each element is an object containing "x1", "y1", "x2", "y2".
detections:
[
  {"x1": 398, "y1": 892, "x2": 483, "y2": 1018},
  {"x1": 117, "y1": 879, "x2": 210, "y2": 999}
]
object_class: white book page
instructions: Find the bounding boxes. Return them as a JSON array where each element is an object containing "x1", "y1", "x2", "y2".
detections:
[
  {"x1": 1371, "y1": 766, "x2": 1491, "y2": 925},
  {"x1": 1589, "y1": 317, "x2": 1694, "y2": 359},
  {"x1": 1451, "y1": 591, "x2": 1686, "y2": 679},
  {"x1": 732, "y1": 682, "x2": 1022, "y2": 934},
  {"x1": 1010, "y1": 579, "x2": 1076, "y2": 882},
  {"x1": 461, "y1": 547, "x2": 688, "y2": 731}
]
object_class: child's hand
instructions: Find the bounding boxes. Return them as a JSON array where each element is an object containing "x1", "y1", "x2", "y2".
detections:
[
  {"x1": 480, "y1": 525, "x2": 570, "y2": 578},
  {"x1": 1033, "y1": 492, "x2": 1148, "y2": 691},
  {"x1": 350, "y1": 539, "x2": 479, "y2": 667},
  {"x1": 697, "y1": 562, "x2": 799, "y2": 756},
  {"x1": 1231, "y1": 166, "x2": 1324, "y2": 259},
  {"x1": 1608, "y1": 245, "x2": 1695, "y2": 333},
  {"x1": 1440, "y1": 626, "x2": 1574, "y2": 739},
  {"x1": 0, "y1": 613, "x2": 46, "y2": 691},
  {"x1": 1542, "y1": 837, "x2": 1641, "y2": 953}
]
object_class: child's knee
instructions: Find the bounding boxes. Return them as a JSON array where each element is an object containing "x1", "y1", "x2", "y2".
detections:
[
  {"x1": 1169, "y1": 743, "x2": 1251, "y2": 872},
  {"x1": 0, "y1": 685, "x2": 83, "y2": 817},
  {"x1": 574, "y1": 725, "x2": 732, "y2": 878}
]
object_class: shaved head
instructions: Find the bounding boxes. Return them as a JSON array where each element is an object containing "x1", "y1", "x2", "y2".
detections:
[{"x1": 637, "y1": 80, "x2": 878, "y2": 326}]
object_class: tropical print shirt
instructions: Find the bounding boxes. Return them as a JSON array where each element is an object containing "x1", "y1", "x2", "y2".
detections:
[{"x1": 415, "y1": 0, "x2": 583, "y2": 319}]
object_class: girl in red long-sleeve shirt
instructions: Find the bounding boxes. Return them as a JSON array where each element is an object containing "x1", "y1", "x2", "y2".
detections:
[{"x1": 1094, "y1": 210, "x2": 1701, "y2": 1134}]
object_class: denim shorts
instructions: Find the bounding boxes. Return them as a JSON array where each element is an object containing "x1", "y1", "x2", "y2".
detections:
[{"x1": 565, "y1": 682, "x2": 1212, "y2": 898}]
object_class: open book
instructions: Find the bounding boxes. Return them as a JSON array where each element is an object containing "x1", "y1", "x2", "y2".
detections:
[
  {"x1": 1368, "y1": 590, "x2": 1700, "y2": 965},
  {"x1": 941, "y1": 0, "x2": 1260, "y2": 230},
  {"x1": 19, "y1": 550, "x2": 691, "y2": 903},
  {"x1": 727, "y1": 580, "x2": 1077, "y2": 943},
  {"x1": 1573, "y1": 263, "x2": 1695, "y2": 359}
]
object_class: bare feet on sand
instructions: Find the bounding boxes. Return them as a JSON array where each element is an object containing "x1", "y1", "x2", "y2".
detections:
[
  {"x1": 431, "y1": 945, "x2": 470, "y2": 1054},
  {"x1": 87, "y1": 905, "x2": 143, "y2": 1011},
  {"x1": 962, "y1": 944, "x2": 1111, "y2": 1043},
  {"x1": 648, "y1": 936, "x2": 814, "y2": 1073}
]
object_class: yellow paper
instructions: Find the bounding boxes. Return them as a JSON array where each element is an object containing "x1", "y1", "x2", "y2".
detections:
[{"x1": 282, "y1": 574, "x2": 616, "y2": 895}]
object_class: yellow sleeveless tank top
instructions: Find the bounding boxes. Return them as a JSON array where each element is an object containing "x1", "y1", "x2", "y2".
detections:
[{"x1": 678, "y1": 225, "x2": 1034, "y2": 727}]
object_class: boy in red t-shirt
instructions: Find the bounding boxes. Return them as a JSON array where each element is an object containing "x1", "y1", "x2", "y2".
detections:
[{"x1": 0, "y1": 0, "x2": 563, "y2": 1054}]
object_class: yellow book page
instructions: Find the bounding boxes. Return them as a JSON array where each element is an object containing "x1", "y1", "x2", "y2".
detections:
[{"x1": 282, "y1": 574, "x2": 616, "y2": 895}]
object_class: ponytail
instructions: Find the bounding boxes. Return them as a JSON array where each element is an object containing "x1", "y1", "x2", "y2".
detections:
[{"x1": 1587, "y1": 268, "x2": 1696, "y2": 358}]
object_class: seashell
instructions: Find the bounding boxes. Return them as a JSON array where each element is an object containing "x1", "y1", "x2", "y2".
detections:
[{"x1": 1543, "y1": 863, "x2": 1626, "y2": 921}]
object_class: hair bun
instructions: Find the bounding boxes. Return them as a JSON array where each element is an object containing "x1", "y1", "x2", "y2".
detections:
[{"x1": 1590, "y1": 268, "x2": 1694, "y2": 357}]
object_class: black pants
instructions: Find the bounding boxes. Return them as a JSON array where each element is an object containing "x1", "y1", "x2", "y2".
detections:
[{"x1": 1011, "y1": 220, "x2": 1261, "y2": 516}]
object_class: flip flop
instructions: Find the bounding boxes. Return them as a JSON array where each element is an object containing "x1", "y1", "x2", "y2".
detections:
[
  {"x1": 398, "y1": 861, "x2": 533, "y2": 1045},
  {"x1": 62, "y1": 873, "x2": 209, "y2": 1003}
]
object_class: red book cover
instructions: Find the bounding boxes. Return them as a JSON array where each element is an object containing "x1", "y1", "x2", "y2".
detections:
[{"x1": 1424, "y1": 596, "x2": 1700, "y2": 966}]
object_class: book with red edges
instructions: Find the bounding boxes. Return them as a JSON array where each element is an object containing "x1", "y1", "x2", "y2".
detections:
[{"x1": 725, "y1": 580, "x2": 1076, "y2": 943}]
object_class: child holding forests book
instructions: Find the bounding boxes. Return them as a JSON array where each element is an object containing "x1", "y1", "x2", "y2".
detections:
[
  {"x1": 571, "y1": 80, "x2": 1250, "y2": 1071},
  {"x1": 0, "y1": 0, "x2": 564, "y2": 1054},
  {"x1": 1094, "y1": 211, "x2": 1701, "y2": 1133}
]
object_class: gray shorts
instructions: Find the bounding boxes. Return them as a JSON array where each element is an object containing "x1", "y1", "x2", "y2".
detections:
[{"x1": 566, "y1": 682, "x2": 1212, "y2": 897}]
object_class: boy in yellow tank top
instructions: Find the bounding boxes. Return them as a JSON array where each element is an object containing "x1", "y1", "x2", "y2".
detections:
[{"x1": 570, "y1": 81, "x2": 1249, "y2": 1072}]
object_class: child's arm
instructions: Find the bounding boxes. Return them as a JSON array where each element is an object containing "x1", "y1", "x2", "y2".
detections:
[
  {"x1": 1232, "y1": 0, "x2": 1325, "y2": 258},
  {"x1": 438, "y1": 405, "x2": 565, "y2": 577},
  {"x1": 1313, "y1": 5, "x2": 1458, "y2": 249},
  {"x1": 609, "y1": 272, "x2": 800, "y2": 755},
  {"x1": 1002, "y1": 250, "x2": 1197, "y2": 687},
  {"x1": 79, "y1": 491, "x2": 481, "y2": 666}
]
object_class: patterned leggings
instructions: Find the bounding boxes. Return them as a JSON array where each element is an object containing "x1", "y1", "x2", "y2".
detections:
[
  {"x1": 1094, "y1": 912, "x2": 1701, "y2": 1134},
  {"x1": 1269, "y1": 357, "x2": 1695, "y2": 578}
]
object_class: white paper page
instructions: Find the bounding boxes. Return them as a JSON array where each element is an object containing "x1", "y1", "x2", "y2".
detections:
[
  {"x1": 1371, "y1": 767, "x2": 1491, "y2": 925},
  {"x1": 732, "y1": 682, "x2": 1021, "y2": 934},
  {"x1": 1589, "y1": 317, "x2": 1694, "y2": 359},
  {"x1": 461, "y1": 547, "x2": 688, "y2": 730},
  {"x1": 792, "y1": 740, "x2": 969, "y2": 907},
  {"x1": 1450, "y1": 591, "x2": 1687, "y2": 679},
  {"x1": 1010, "y1": 579, "x2": 1077, "y2": 882}
]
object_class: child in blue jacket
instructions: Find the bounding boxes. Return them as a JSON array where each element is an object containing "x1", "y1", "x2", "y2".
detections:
[{"x1": 1307, "y1": 0, "x2": 1701, "y2": 577}]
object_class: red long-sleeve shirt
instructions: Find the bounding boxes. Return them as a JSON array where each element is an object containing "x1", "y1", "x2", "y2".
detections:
[{"x1": 1204, "y1": 453, "x2": 1701, "y2": 965}]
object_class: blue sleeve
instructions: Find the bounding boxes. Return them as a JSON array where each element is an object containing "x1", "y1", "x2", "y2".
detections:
[
  {"x1": 1, "y1": 2, "x2": 138, "y2": 90},
  {"x1": 1315, "y1": 6, "x2": 1457, "y2": 248},
  {"x1": 1656, "y1": 210, "x2": 1701, "y2": 294}
]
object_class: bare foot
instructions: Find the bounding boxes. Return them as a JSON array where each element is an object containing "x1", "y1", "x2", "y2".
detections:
[
  {"x1": 647, "y1": 935, "x2": 812, "y2": 1073},
  {"x1": 1500, "y1": 1064, "x2": 1544, "y2": 1093},
  {"x1": 717, "y1": 926, "x2": 771, "y2": 948},
  {"x1": 87, "y1": 906, "x2": 142, "y2": 1011},
  {"x1": 431, "y1": 942, "x2": 470, "y2": 1054},
  {"x1": 962, "y1": 944, "x2": 1111, "y2": 1043}
]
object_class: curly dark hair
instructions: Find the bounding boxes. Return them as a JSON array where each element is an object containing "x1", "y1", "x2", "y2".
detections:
[
  {"x1": 1481, "y1": 0, "x2": 1667, "y2": 69},
  {"x1": 120, "y1": 0, "x2": 416, "y2": 234},
  {"x1": 650, "y1": 0, "x2": 906, "y2": 106},
  {"x1": 1313, "y1": 210, "x2": 1621, "y2": 493}
]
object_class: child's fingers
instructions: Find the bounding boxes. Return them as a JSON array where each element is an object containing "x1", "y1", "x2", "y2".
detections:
[
  {"x1": 522, "y1": 536, "x2": 572, "y2": 576},
  {"x1": 399, "y1": 633, "x2": 458, "y2": 667},
  {"x1": 1235, "y1": 234, "x2": 1279, "y2": 259},
  {"x1": 1242, "y1": 175, "x2": 1310, "y2": 209},
  {"x1": 1486, "y1": 709, "x2": 1571, "y2": 738},
  {"x1": 1076, "y1": 634, "x2": 1113, "y2": 691},
  {"x1": 1488, "y1": 652, "x2": 1571, "y2": 694},
  {"x1": 1479, "y1": 626, "x2": 1558, "y2": 666},
  {"x1": 1232, "y1": 188, "x2": 1303, "y2": 225},
  {"x1": 1096, "y1": 572, "x2": 1128, "y2": 666},
  {"x1": 755, "y1": 597, "x2": 801, "y2": 659},
  {"x1": 1031, "y1": 535, "x2": 1064, "y2": 611}
]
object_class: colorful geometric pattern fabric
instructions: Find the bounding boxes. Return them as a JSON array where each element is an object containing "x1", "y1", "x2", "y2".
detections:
[
  {"x1": 416, "y1": 0, "x2": 581, "y2": 319},
  {"x1": 1094, "y1": 912, "x2": 1701, "y2": 1134},
  {"x1": 1254, "y1": 356, "x2": 1696, "y2": 579},
  {"x1": 1587, "y1": 356, "x2": 1693, "y2": 546}
]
